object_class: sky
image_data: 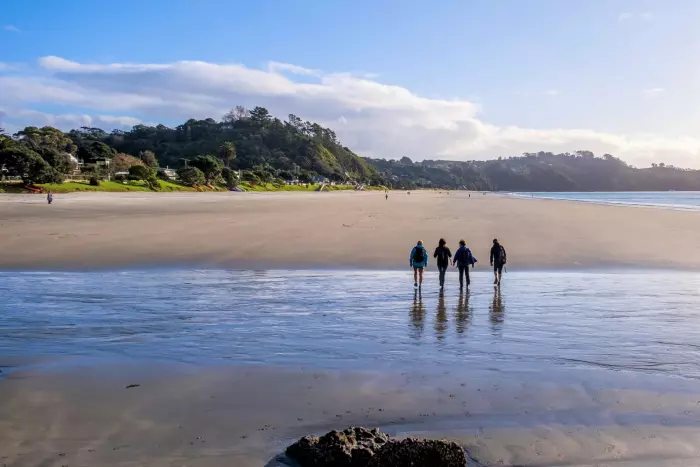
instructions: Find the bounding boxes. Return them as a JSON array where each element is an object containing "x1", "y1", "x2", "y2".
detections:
[{"x1": 2, "y1": 0, "x2": 700, "y2": 167}]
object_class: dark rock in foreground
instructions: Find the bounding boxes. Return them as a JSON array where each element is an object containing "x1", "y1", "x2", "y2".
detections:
[
  {"x1": 285, "y1": 427, "x2": 466, "y2": 467},
  {"x1": 368, "y1": 437, "x2": 467, "y2": 467}
]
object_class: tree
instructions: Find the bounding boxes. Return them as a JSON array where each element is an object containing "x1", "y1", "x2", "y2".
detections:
[
  {"x1": 177, "y1": 166, "x2": 205, "y2": 186},
  {"x1": 79, "y1": 141, "x2": 116, "y2": 162},
  {"x1": 222, "y1": 105, "x2": 249, "y2": 123},
  {"x1": 219, "y1": 141, "x2": 237, "y2": 168},
  {"x1": 112, "y1": 153, "x2": 144, "y2": 173},
  {"x1": 221, "y1": 167, "x2": 239, "y2": 188},
  {"x1": 189, "y1": 155, "x2": 223, "y2": 184},
  {"x1": 128, "y1": 165, "x2": 154, "y2": 180},
  {"x1": 139, "y1": 150, "x2": 159, "y2": 168},
  {"x1": 0, "y1": 142, "x2": 63, "y2": 185}
]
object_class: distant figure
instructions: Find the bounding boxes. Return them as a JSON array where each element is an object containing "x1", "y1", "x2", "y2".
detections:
[
  {"x1": 47, "y1": 191, "x2": 53, "y2": 205},
  {"x1": 469, "y1": 193, "x2": 471, "y2": 198},
  {"x1": 410, "y1": 240, "x2": 428, "y2": 288},
  {"x1": 490, "y1": 238, "x2": 507, "y2": 285},
  {"x1": 453, "y1": 239, "x2": 476, "y2": 289},
  {"x1": 385, "y1": 193, "x2": 388, "y2": 200},
  {"x1": 433, "y1": 238, "x2": 452, "y2": 291}
]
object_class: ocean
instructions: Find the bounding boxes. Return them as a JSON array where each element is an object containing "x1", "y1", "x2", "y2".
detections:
[
  {"x1": 3, "y1": 269, "x2": 700, "y2": 380},
  {"x1": 512, "y1": 191, "x2": 700, "y2": 210}
]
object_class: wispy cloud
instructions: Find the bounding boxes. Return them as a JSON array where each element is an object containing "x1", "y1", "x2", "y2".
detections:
[
  {"x1": 543, "y1": 89, "x2": 560, "y2": 96},
  {"x1": 618, "y1": 12, "x2": 653, "y2": 22},
  {"x1": 267, "y1": 61, "x2": 321, "y2": 76},
  {"x1": 643, "y1": 87, "x2": 666, "y2": 95},
  {"x1": 2, "y1": 25, "x2": 21, "y2": 33}
]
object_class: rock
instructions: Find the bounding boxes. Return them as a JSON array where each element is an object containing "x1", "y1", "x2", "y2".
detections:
[
  {"x1": 368, "y1": 438, "x2": 467, "y2": 467},
  {"x1": 285, "y1": 427, "x2": 390, "y2": 467}
]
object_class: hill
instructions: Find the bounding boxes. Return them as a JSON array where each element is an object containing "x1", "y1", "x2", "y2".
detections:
[
  {"x1": 3, "y1": 109, "x2": 700, "y2": 192},
  {"x1": 371, "y1": 152, "x2": 700, "y2": 191}
]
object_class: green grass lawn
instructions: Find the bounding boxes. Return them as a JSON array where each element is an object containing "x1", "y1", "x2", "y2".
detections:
[{"x1": 35, "y1": 180, "x2": 198, "y2": 193}]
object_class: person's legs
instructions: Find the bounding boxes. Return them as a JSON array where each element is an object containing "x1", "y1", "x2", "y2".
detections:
[
  {"x1": 438, "y1": 266, "x2": 446, "y2": 288},
  {"x1": 465, "y1": 266, "x2": 471, "y2": 287},
  {"x1": 458, "y1": 264, "x2": 465, "y2": 288},
  {"x1": 413, "y1": 267, "x2": 418, "y2": 287},
  {"x1": 493, "y1": 265, "x2": 498, "y2": 284},
  {"x1": 497, "y1": 264, "x2": 503, "y2": 284},
  {"x1": 418, "y1": 267, "x2": 424, "y2": 286}
]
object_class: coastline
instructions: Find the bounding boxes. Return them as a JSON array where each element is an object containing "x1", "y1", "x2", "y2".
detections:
[
  {"x1": 2, "y1": 190, "x2": 700, "y2": 271},
  {"x1": 507, "y1": 190, "x2": 700, "y2": 212}
]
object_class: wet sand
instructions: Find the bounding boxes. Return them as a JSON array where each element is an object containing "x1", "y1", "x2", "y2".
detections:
[
  {"x1": 3, "y1": 363, "x2": 700, "y2": 466},
  {"x1": 1, "y1": 190, "x2": 700, "y2": 271}
]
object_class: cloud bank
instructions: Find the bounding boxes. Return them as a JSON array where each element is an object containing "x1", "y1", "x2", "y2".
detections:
[{"x1": 1, "y1": 56, "x2": 698, "y2": 168}]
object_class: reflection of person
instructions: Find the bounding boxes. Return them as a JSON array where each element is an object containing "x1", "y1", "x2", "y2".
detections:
[
  {"x1": 454, "y1": 289, "x2": 471, "y2": 334},
  {"x1": 435, "y1": 292, "x2": 447, "y2": 340},
  {"x1": 489, "y1": 287, "x2": 505, "y2": 332},
  {"x1": 433, "y1": 238, "x2": 452, "y2": 291},
  {"x1": 490, "y1": 238, "x2": 507, "y2": 286},
  {"x1": 409, "y1": 289, "x2": 425, "y2": 339},
  {"x1": 410, "y1": 240, "x2": 428, "y2": 288}
]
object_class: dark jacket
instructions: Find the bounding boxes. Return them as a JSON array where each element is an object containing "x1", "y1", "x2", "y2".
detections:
[
  {"x1": 453, "y1": 246, "x2": 475, "y2": 265},
  {"x1": 490, "y1": 243, "x2": 507, "y2": 264},
  {"x1": 433, "y1": 246, "x2": 452, "y2": 268}
]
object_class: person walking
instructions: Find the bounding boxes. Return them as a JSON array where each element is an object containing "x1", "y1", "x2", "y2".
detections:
[
  {"x1": 409, "y1": 240, "x2": 428, "y2": 288},
  {"x1": 433, "y1": 238, "x2": 452, "y2": 291},
  {"x1": 490, "y1": 238, "x2": 507, "y2": 285},
  {"x1": 453, "y1": 239, "x2": 476, "y2": 289},
  {"x1": 46, "y1": 191, "x2": 53, "y2": 205}
]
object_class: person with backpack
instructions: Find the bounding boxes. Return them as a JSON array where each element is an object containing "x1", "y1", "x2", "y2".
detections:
[
  {"x1": 453, "y1": 239, "x2": 476, "y2": 289},
  {"x1": 490, "y1": 238, "x2": 507, "y2": 285},
  {"x1": 409, "y1": 240, "x2": 428, "y2": 288},
  {"x1": 433, "y1": 238, "x2": 452, "y2": 291}
]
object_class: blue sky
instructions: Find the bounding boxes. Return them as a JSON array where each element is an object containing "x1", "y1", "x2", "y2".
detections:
[{"x1": 2, "y1": 0, "x2": 700, "y2": 166}]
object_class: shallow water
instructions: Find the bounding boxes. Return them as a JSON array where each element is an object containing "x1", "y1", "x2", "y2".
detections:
[
  {"x1": 2, "y1": 269, "x2": 700, "y2": 379},
  {"x1": 512, "y1": 191, "x2": 700, "y2": 211}
]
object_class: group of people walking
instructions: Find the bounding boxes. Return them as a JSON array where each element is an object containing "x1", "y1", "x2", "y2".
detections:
[{"x1": 409, "y1": 238, "x2": 507, "y2": 290}]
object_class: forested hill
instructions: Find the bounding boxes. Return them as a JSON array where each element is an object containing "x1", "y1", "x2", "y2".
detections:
[
  {"x1": 372, "y1": 152, "x2": 700, "y2": 191},
  {"x1": 3, "y1": 105, "x2": 700, "y2": 191},
  {"x1": 68, "y1": 106, "x2": 380, "y2": 183}
]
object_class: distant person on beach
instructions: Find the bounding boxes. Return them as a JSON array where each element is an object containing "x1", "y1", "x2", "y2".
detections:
[
  {"x1": 453, "y1": 239, "x2": 476, "y2": 289},
  {"x1": 410, "y1": 240, "x2": 428, "y2": 288},
  {"x1": 385, "y1": 192, "x2": 388, "y2": 200},
  {"x1": 490, "y1": 239, "x2": 507, "y2": 285},
  {"x1": 433, "y1": 238, "x2": 452, "y2": 291},
  {"x1": 47, "y1": 191, "x2": 53, "y2": 205}
]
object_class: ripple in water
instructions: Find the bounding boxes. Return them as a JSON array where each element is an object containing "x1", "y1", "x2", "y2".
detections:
[{"x1": 2, "y1": 269, "x2": 700, "y2": 378}]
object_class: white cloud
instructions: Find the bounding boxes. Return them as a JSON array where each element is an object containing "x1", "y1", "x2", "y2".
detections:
[
  {"x1": 543, "y1": 89, "x2": 559, "y2": 96},
  {"x1": 1, "y1": 56, "x2": 699, "y2": 168},
  {"x1": 618, "y1": 12, "x2": 653, "y2": 22},
  {"x1": 267, "y1": 61, "x2": 320, "y2": 76},
  {"x1": 2, "y1": 25, "x2": 21, "y2": 33},
  {"x1": 643, "y1": 87, "x2": 666, "y2": 95}
]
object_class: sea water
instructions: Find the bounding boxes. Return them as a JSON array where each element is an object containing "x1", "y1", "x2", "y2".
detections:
[
  {"x1": 2, "y1": 269, "x2": 700, "y2": 379},
  {"x1": 512, "y1": 191, "x2": 700, "y2": 211}
]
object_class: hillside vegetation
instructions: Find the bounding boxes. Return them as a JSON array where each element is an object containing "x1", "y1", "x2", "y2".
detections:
[{"x1": 2, "y1": 107, "x2": 700, "y2": 192}]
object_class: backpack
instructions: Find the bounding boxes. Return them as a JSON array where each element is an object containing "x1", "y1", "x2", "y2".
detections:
[
  {"x1": 460, "y1": 248, "x2": 473, "y2": 264},
  {"x1": 495, "y1": 245, "x2": 506, "y2": 263},
  {"x1": 413, "y1": 247, "x2": 425, "y2": 263}
]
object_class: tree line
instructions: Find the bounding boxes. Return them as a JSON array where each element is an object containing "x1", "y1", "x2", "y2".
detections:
[{"x1": 3, "y1": 111, "x2": 700, "y2": 191}]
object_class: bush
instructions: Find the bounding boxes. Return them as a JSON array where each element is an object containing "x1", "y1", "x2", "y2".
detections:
[
  {"x1": 176, "y1": 166, "x2": 205, "y2": 186},
  {"x1": 221, "y1": 167, "x2": 239, "y2": 189},
  {"x1": 89, "y1": 177, "x2": 100, "y2": 186},
  {"x1": 129, "y1": 165, "x2": 154, "y2": 180}
]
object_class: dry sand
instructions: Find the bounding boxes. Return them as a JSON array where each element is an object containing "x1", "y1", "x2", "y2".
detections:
[
  {"x1": 2, "y1": 363, "x2": 700, "y2": 467},
  {"x1": 1, "y1": 190, "x2": 700, "y2": 270}
]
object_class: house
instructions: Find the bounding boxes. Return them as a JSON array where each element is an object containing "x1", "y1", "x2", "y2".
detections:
[{"x1": 158, "y1": 168, "x2": 177, "y2": 180}]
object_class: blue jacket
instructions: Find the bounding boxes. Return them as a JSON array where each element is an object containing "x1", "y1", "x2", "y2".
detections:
[
  {"x1": 453, "y1": 246, "x2": 477, "y2": 265},
  {"x1": 410, "y1": 245, "x2": 428, "y2": 268}
]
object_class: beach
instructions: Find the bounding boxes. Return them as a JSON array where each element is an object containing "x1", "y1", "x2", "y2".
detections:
[
  {"x1": 1, "y1": 190, "x2": 700, "y2": 270},
  {"x1": 3, "y1": 191, "x2": 700, "y2": 466}
]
